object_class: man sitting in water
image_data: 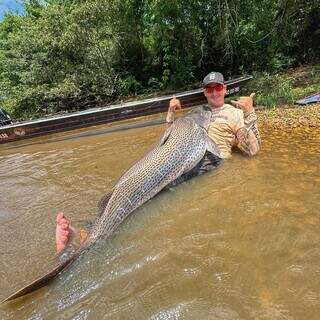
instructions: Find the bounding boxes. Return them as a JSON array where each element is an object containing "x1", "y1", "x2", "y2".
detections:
[
  {"x1": 167, "y1": 72, "x2": 260, "y2": 158},
  {"x1": 56, "y1": 72, "x2": 261, "y2": 253}
]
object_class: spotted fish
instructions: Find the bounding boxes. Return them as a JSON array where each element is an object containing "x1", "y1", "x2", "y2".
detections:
[{"x1": 2, "y1": 108, "x2": 220, "y2": 303}]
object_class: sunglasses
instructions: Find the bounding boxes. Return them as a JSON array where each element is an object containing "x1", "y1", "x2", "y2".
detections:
[{"x1": 205, "y1": 84, "x2": 224, "y2": 94}]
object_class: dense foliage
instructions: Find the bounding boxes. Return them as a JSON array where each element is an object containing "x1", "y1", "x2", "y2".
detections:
[{"x1": 0, "y1": 0, "x2": 319, "y2": 118}]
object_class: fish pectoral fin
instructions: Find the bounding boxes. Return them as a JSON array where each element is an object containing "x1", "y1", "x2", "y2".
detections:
[
  {"x1": 97, "y1": 190, "x2": 113, "y2": 217},
  {"x1": 205, "y1": 136, "x2": 221, "y2": 157}
]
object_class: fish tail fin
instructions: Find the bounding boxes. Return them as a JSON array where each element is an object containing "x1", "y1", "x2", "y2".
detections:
[{"x1": 1, "y1": 250, "x2": 81, "y2": 303}]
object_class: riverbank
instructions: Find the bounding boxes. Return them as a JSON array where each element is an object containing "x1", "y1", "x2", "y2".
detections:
[{"x1": 256, "y1": 103, "x2": 320, "y2": 128}]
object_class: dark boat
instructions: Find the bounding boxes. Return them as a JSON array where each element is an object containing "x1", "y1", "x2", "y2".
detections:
[{"x1": 0, "y1": 76, "x2": 252, "y2": 144}]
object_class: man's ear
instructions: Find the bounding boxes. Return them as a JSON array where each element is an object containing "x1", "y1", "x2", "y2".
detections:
[{"x1": 223, "y1": 84, "x2": 227, "y2": 94}]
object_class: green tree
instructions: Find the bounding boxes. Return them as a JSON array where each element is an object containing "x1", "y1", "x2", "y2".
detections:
[{"x1": 0, "y1": 0, "x2": 318, "y2": 118}]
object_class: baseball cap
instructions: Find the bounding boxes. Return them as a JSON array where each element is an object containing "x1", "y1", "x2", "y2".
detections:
[{"x1": 203, "y1": 72, "x2": 224, "y2": 87}]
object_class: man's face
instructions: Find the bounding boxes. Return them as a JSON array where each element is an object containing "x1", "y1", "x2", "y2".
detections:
[{"x1": 204, "y1": 83, "x2": 226, "y2": 108}]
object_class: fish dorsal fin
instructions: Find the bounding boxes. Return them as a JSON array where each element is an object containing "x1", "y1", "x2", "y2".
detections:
[
  {"x1": 117, "y1": 126, "x2": 173, "y2": 184},
  {"x1": 97, "y1": 190, "x2": 113, "y2": 217},
  {"x1": 205, "y1": 136, "x2": 221, "y2": 157},
  {"x1": 159, "y1": 126, "x2": 173, "y2": 146}
]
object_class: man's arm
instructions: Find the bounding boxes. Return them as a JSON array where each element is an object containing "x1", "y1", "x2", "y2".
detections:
[
  {"x1": 166, "y1": 96, "x2": 181, "y2": 125},
  {"x1": 231, "y1": 93, "x2": 261, "y2": 156},
  {"x1": 236, "y1": 111, "x2": 261, "y2": 156}
]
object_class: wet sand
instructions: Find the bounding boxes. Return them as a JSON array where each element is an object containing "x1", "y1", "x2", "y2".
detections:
[{"x1": 257, "y1": 103, "x2": 320, "y2": 128}]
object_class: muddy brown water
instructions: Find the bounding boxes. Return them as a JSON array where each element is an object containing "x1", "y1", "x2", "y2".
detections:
[{"x1": 0, "y1": 113, "x2": 319, "y2": 320}]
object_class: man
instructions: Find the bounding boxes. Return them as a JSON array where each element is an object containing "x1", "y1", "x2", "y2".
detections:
[
  {"x1": 166, "y1": 72, "x2": 260, "y2": 158},
  {"x1": 56, "y1": 72, "x2": 260, "y2": 252}
]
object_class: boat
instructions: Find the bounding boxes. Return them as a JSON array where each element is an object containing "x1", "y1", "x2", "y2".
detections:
[{"x1": 0, "y1": 76, "x2": 252, "y2": 144}]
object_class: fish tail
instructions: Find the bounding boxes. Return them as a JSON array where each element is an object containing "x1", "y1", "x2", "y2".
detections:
[{"x1": 1, "y1": 250, "x2": 81, "y2": 303}]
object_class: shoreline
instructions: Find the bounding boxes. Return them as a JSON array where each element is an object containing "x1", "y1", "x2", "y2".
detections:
[{"x1": 256, "y1": 103, "x2": 320, "y2": 128}]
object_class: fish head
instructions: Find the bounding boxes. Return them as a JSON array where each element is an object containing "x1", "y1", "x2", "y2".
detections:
[{"x1": 187, "y1": 108, "x2": 212, "y2": 131}]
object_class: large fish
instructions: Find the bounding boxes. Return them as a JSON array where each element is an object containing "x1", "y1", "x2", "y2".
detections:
[{"x1": 2, "y1": 107, "x2": 220, "y2": 303}]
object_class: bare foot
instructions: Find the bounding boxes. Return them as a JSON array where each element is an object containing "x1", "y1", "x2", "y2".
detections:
[{"x1": 55, "y1": 212, "x2": 74, "y2": 253}]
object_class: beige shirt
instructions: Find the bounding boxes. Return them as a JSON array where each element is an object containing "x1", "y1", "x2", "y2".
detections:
[{"x1": 196, "y1": 104, "x2": 261, "y2": 158}]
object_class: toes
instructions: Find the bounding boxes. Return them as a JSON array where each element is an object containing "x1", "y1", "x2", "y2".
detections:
[
  {"x1": 56, "y1": 228, "x2": 69, "y2": 238},
  {"x1": 56, "y1": 214, "x2": 70, "y2": 230},
  {"x1": 56, "y1": 222, "x2": 68, "y2": 232},
  {"x1": 57, "y1": 237, "x2": 67, "y2": 244},
  {"x1": 60, "y1": 222, "x2": 69, "y2": 230},
  {"x1": 56, "y1": 212, "x2": 64, "y2": 222},
  {"x1": 58, "y1": 229, "x2": 69, "y2": 236},
  {"x1": 56, "y1": 212, "x2": 72, "y2": 253},
  {"x1": 59, "y1": 235, "x2": 68, "y2": 243}
]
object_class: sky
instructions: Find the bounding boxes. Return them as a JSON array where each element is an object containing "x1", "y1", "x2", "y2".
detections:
[{"x1": 0, "y1": 0, "x2": 25, "y2": 20}]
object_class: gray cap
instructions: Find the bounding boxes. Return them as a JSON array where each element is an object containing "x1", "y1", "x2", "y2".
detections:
[{"x1": 203, "y1": 72, "x2": 224, "y2": 87}]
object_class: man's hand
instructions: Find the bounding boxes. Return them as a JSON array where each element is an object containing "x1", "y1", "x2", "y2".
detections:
[
  {"x1": 166, "y1": 95, "x2": 182, "y2": 123},
  {"x1": 169, "y1": 96, "x2": 182, "y2": 112},
  {"x1": 231, "y1": 93, "x2": 255, "y2": 115}
]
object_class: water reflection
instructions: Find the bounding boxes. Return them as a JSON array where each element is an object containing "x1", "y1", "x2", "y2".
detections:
[{"x1": 0, "y1": 117, "x2": 319, "y2": 319}]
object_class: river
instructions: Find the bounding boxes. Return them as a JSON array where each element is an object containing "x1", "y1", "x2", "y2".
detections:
[{"x1": 0, "y1": 113, "x2": 319, "y2": 319}]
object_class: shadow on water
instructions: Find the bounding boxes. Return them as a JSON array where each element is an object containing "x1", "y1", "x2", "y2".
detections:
[{"x1": 2, "y1": 117, "x2": 166, "y2": 151}]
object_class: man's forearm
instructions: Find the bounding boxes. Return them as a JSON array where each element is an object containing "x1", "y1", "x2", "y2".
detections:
[
  {"x1": 166, "y1": 110, "x2": 175, "y2": 125},
  {"x1": 236, "y1": 111, "x2": 261, "y2": 156}
]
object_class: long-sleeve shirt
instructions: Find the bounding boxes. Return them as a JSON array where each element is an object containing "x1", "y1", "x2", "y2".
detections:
[
  {"x1": 164, "y1": 103, "x2": 261, "y2": 187},
  {"x1": 205, "y1": 103, "x2": 261, "y2": 158}
]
